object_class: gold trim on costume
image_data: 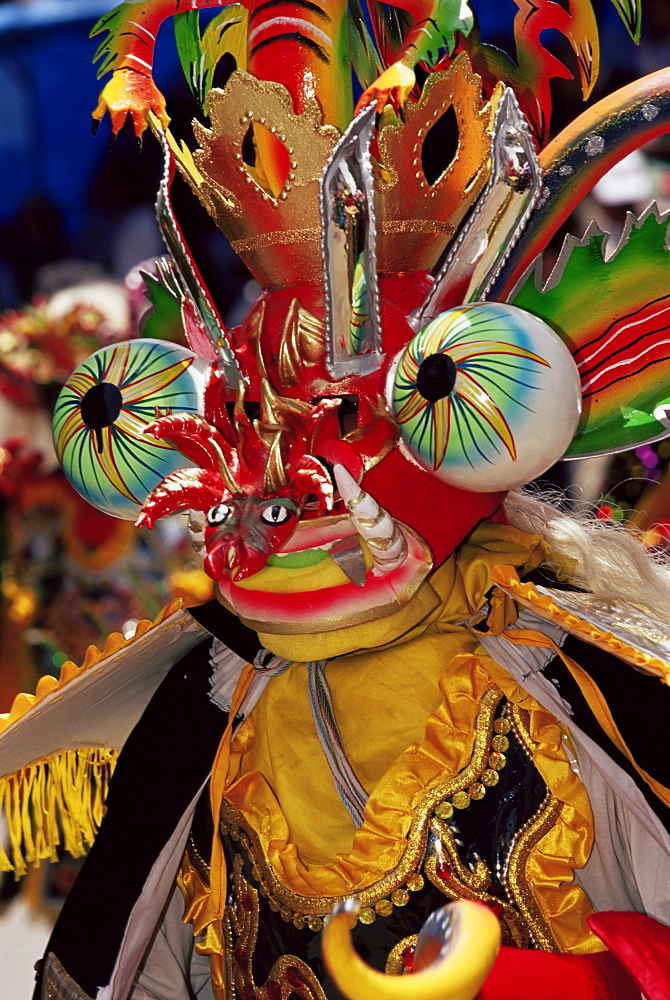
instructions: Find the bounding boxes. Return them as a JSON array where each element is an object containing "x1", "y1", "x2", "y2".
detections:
[
  {"x1": 505, "y1": 791, "x2": 561, "y2": 951},
  {"x1": 224, "y1": 855, "x2": 328, "y2": 1000},
  {"x1": 220, "y1": 690, "x2": 563, "y2": 952},
  {"x1": 221, "y1": 690, "x2": 503, "y2": 916},
  {"x1": 40, "y1": 953, "x2": 93, "y2": 1000},
  {"x1": 385, "y1": 935, "x2": 419, "y2": 975},
  {"x1": 490, "y1": 565, "x2": 670, "y2": 681}
]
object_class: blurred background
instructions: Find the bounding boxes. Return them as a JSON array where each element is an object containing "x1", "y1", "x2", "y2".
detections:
[{"x1": 2, "y1": 0, "x2": 670, "y2": 994}]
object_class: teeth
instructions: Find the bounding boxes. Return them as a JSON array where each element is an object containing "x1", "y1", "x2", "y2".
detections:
[
  {"x1": 328, "y1": 535, "x2": 368, "y2": 587},
  {"x1": 187, "y1": 511, "x2": 205, "y2": 559},
  {"x1": 333, "y1": 465, "x2": 407, "y2": 576}
]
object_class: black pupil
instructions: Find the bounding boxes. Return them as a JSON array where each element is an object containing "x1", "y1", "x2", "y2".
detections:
[
  {"x1": 81, "y1": 382, "x2": 123, "y2": 428},
  {"x1": 80, "y1": 382, "x2": 123, "y2": 453},
  {"x1": 416, "y1": 353, "x2": 457, "y2": 403}
]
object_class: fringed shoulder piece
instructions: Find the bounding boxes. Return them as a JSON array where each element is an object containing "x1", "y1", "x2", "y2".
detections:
[
  {"x1": 0, "y1": 598, "x2": 208, "y2": 876},
  {"x1": 491, "y1": 565, "x2": 670, "y2": 682}
]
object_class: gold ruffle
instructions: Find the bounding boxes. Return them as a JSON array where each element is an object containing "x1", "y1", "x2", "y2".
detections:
[
  {"x1": 0, "y1": 598, "x2": 185, "y2": 740},
  {"x1": 472, "y1": 653, "x2": 602, "y2": 954},
  {"x1": 491, "y1": 565, "x2": 670, "y2": 681},
  {"x1": 210, "y1": 525, "x2": 601, "y2": 954}
]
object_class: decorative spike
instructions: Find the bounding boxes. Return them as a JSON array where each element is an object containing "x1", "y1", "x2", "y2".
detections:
[
  {"x1": 259, "y1": 377, "x2": 311, "y2": 434},
  {"x1": 155, "y1": 130, "x2": 243, "y2": 388},
  {"x1": 334, "y1": 464, "x2": 407, "y2": 575},
  {"x1": 409, "y1": 88, "x2": 542, "y2": 328},
  {"x1": 263, "y1": 432, "x2": 288, "y2": 494}
]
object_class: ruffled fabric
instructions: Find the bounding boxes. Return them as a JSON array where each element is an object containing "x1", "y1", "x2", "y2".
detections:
[{"x1": 214, "y1": 523, "x2": 600, "y2": 952}]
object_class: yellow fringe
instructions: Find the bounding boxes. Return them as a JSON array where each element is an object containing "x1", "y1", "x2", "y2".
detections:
[
  {"x1": 0, "y1": 600, "x2": 187, "y2": 880},
  {"x1": 0, "y1": 748, "x2": 119, "y2": 878}
]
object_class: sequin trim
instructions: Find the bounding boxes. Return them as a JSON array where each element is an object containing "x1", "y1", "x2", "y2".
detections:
[{"x1": 221, "y1": 689, "x2": 503, "y2": 921}]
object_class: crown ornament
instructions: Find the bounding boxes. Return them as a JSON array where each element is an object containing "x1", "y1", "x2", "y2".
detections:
[{"x1": 172, "y1": 55, "x2": 497, "y2": 291}]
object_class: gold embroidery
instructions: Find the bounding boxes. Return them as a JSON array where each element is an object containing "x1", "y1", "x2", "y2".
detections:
[
  {"x1": 224, "y1": 854, "x2": 328, "y2": 1000},
  {"x1": 385, "y1": 935, "x2": 418, "y2": 975},
  {"x1": 40, "y1": 953, "x2": 93, "y2": 1000},
  {"x1": 503, "y1": 706, "x2": 561, "y2": 950},
  {"x1": 505, "y1": 792, "x2": 561, "y2": 951},
  {"x1": 424, "y1": 819, "x2": 530, "y2": 948},
  {"x1": 221, "y1": 689, "x2": 503, "y2": 918},
  {"x1": 220, "y1": 687, "x2": 568, "y2": 984}
]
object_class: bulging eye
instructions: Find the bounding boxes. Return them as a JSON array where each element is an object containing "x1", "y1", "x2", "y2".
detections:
[
  {"x1": 260, "y1": 504, "x2": 292, "y2": 526},
  {"x1": 207, "y1": 503, "x2": 232, "y2": 526},
  {"x1": 388, "y1": 303, "x2": 581, "y2": 492}
]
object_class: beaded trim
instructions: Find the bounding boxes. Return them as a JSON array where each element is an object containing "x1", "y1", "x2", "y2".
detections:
[
  {"x1": 220, "y1": 689, "x2": 504, "y2": 923},
  {"x1": 221, "y1": 693, "x2": 559, "y2": 951},
  {"x1": 223, "y1": 854, "x2": 328, "y2": 1000}
]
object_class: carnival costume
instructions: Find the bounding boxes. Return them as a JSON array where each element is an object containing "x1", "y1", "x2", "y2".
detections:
[{"x1": 1, "y1": 2, "x2": 670, "y2": 998}]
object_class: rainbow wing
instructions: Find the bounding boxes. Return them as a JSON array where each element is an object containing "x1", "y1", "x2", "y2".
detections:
[{"x1": 512, "y1": 207, "x2": 670, "y2": 458}]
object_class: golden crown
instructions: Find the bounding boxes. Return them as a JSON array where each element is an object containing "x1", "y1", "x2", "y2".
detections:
[{"x1": 171, "y1": 55, "x2": 499, "y2": 290}]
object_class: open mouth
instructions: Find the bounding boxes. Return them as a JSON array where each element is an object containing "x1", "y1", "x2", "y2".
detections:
[{"x1": 216, "y1": 513, "x2": 433, "y2": 633}]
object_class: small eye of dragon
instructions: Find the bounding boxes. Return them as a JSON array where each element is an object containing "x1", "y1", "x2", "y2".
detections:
[
  {"x1": 260, "y1": 504, "x2": 292, "y2": 526},
  {"x1": 207, "y1": 503, "x2": 232, "y2": 526}
]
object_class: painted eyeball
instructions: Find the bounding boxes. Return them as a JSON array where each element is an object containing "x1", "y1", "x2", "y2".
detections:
[
  {"x1": 53, "y1": 339, "x2": 207, "y2": 519},
  {"x1": 207, "y1": 503, "x2": 232, "y2": 526},
  {"x1": 260, "y1": 503, "x2": 293, "y2": 525},
  {"x1": 388, "y1": 303, "x2": 581, "y2": 491}
]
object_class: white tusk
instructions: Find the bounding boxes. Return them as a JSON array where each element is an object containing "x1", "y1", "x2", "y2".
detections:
[{"x1": 333, "y1": 465, "x2": 407, "y2": 575}]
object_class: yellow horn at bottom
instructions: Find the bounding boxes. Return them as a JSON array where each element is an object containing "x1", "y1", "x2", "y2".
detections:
[{"x1": 321, "y1": 899, "x2": 501, "y2": 1000}]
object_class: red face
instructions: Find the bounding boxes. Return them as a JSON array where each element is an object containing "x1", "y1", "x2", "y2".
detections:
[
  {"x1": 202, "y1": 494, "x2": 300, "y2": 581},
  {"x1": 139, "y1": 274, "x2": 506, "y2": 636},
  {"x1": 230, "y1": 273, "x2": 506, "y2": 568}
]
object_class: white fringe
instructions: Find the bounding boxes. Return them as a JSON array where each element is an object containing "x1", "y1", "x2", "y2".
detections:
[{"x1": 504, "y1": 487, "x2": 670, "y2": 627}]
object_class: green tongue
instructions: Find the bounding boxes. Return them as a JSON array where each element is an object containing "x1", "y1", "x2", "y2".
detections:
[{"x1": 267, "y1": 547, "x2": 329, "y2": 569}]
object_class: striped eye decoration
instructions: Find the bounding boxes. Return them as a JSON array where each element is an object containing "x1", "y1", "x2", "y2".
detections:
[
  {"x1": 389, "y1": 303, "x2": 581, "y2": 491},
  {"x1": 53, "y1": 340, "x2": 206, "y2": 519}
]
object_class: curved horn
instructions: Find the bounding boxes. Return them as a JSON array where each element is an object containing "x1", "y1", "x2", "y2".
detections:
[
  {"x1": 333, "y1": 464, "x2": 407, "y2": 573},
  {"x1": 322, "y1": 899, "x2": 500, "y2": 1000},
  {"x1": 145, "y1": 413, "x2": 239, "y2": 495},
  {"x1": 136, "y1": 468, "x2": 223, "y2": 528}
]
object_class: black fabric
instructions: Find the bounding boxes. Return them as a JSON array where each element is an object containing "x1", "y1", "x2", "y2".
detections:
[
  {"x1": 506, "y1": 566, "x2": 670, "y2": 830},
  {"x1": 542, "y1": 635, "x2": 670, "y2": 834},
  {"x1": 35, "y1": 637, "x2": 229, "y2": 999},
  {"x1": 188, "y1": 599, "x2": 262, "y2": 662}
]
